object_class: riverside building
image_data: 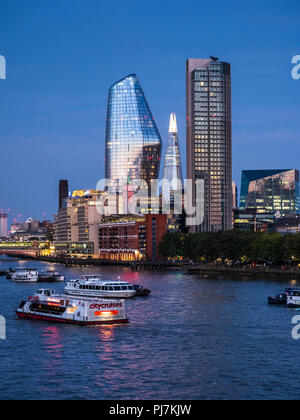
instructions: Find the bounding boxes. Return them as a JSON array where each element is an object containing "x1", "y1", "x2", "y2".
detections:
[
  {"x1": 105, "y1": 74, "x2": 162, "y2": 214},
  {"x1": 240, "y1": 169, "x2": 300, "y2": 216},
  {"x1": 98, "y1": 214, "x2": 167, "y2": 261},
  {"x1": 186, "y1": 58, "x2": 232, "y2": 232},
  {"x1": 54, "y1": 190, "x2": 104, "y2": 257}
]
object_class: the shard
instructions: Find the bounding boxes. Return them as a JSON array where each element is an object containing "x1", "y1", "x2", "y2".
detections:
[{"x1": 162, "y1": 113, "x2": 183, "y2": 191}]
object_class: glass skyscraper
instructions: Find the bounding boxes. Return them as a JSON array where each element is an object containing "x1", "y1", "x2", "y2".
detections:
[
  {"x1": 163, "y1": 113, "x2": 183, "y2": 191},
  {"x1": 240, "y1": 169, "x2": 300, "y2": 216},
  {"x1": 186, "y1": 58, "x2": 232, "y2": 232},
  {"x1": 105, "y1": 74, "x2": 162, "y2": 190}
]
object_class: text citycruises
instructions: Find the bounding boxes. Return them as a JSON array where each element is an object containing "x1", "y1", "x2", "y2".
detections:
[{"x1": 17, "y1": 289, "x2": 129, "y2": 325}]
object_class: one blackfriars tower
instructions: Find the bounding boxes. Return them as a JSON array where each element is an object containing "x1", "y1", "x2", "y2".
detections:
[{"x1": 186, "y1": 58, "x2": 232, "y2": 232}]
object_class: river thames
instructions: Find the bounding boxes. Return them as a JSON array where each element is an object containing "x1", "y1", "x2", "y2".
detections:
[{"x1": 0, "y1": 258, "x2": 299, "y2": 400}]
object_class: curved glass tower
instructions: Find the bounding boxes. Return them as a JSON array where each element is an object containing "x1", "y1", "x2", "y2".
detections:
[
  {"x1": 105, "y1": 74, "x2": 162, "y2": 188},
  {"x1": 163, "y1": 113, "x2": 183, "y2": 190}
]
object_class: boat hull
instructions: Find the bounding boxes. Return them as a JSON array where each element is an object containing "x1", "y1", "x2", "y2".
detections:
[
  {"x1": 65, "y1": 290, "x2": 136, "y2": 299},
  {"x1": 38, "y1": 276, "x2": 65, "y2": 283},
  {"x1": 12, "y1": 279, "x2": 38, "y2": 283},
  {"x1": 17, "y1": 311, "x2": 129, "y2": 325}
]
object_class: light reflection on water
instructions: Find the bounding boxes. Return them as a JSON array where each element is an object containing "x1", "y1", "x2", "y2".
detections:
[{"x1": 0, "y1": 258, "x2": 300, "y2": 399}]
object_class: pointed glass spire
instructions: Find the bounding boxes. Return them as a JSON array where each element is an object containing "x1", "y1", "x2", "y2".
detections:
[
  {"x1": 105, "y1": 74, "x2": 162, "y2": 186},
  {"x1": 163, "y1": 113, "x2": 183, "y2": 191}
]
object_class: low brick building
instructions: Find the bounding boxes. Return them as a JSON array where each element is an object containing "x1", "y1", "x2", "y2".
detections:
[{"x1": 98, "y1": 214, "x2": 167, "y2": 261}]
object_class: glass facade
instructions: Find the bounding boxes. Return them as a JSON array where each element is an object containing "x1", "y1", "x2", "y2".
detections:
[
  {"x1": 240, "y1": 169, "x2": 300, "y2": 216},
  {"x1": 234, "y1": 208, "x2": 275, "y2": 232},
  {"x1": 105, "y1": 74, "x2": 162, "y2": 189},
  {"x1": 163, "y1": 113, "x2": 183, "y2": 191},
  {"x1": 186, "y1": 59, "x2": 232, "y2": 232}
]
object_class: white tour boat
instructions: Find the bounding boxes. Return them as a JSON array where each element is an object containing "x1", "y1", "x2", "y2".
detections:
[
  {"x1": 11, "y1": 268, "x2": 39, "y2": 283},
  {"x1": 65, "y1": 275, "x2": 137, "y2": 299},
  {"x1": 16, "y1": 289, "x2": 129, "y2": 325}
]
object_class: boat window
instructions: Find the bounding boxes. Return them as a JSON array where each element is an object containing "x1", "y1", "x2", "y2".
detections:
[
  {"x1": 121, "y1": 286, "x2": 128, "y2": 290},
  {"x1": 109, "y1": 287, "x2": 113, "y2": 291},
  {"x1": 128, "y1": 286, "x2": 134, "y2": 290},
  {"x1": 114, "y1": 286, "x2": 121, "y2": 291}
]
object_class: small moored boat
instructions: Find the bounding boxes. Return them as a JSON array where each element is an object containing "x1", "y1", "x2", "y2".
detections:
[
  {"x1": 268, "y1": 293, "x2": 287, "y2": 305},
  {"x1": 11, "y1": 268, "x2": 39, "y2": 283},
  {"x1": 16, "y1": 289, "x2": 129, "y2": 325},
  {"x1": 38, "y1": 270, "x2": 65, "y2": 282},
  {"x1": 133, "y1": 285, "x2": 151, "y2": 297}
]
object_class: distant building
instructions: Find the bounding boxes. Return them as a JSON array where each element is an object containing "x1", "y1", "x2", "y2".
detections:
[
  {"x1": 0, "y1": 212, "x2": 8, "y2": 238},
  {"x1": 234, "y1": 208, "x2": 275, "y2": 232},
  {"x1": 240, "y1": 169, "x2": 300, "y2": 216},
  {"x1": 98, "y1": 214, "x2": 167, "y2": 261},
  {"x1": 59, "y1": 180, "x2": 69, "y2": 210},
  {"x1": 10, "y1": 217, "x2": 48, "y2": 241},
  {"x1": 10, "y1": 222, "x2": 22, "y2": 235},
  {"x1": 186, "y1": 58, "x2": 232, "y2": 232},
  {"x1": 232, "y1": 181, "x2": 238, "y2": 208}
]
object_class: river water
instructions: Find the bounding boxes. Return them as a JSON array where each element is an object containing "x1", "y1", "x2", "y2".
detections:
[{"x1": 0, "y1": 258, "x2": 299, "y2": 400}]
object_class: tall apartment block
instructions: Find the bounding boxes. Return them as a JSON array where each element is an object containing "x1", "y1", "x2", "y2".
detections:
[{"x1": 186, "y1": 58, "x2": 232, "y2": 231}]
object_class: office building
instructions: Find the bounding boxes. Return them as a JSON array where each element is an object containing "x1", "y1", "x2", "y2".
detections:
[
  {"x1": 186, "y1": 58, "x2": 232, "y2": 232},
  {"x1": 240, "y1": 169, "x2": 300, "y2": 216},
  {"x1": 233, "y1": 208, "x2": 275, "y2": 232}
]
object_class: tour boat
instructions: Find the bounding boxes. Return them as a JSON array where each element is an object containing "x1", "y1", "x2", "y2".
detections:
[
  {"x1": 38, "y1": 270, "x2": 65, "y2": 282},
  {"x1": 65, "y1": 275, "x2": 137, "y2": 299},
  {"x1": 16, "y1": 289, "x2": 129, "y2": 325},
  {"x1": 11, "y1": 268, "x2": 39, "y2": 283}
]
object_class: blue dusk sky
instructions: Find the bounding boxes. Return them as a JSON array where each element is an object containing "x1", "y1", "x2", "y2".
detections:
[{"x1": 0, "y1": 0, "x2": 299, "y2": 224}]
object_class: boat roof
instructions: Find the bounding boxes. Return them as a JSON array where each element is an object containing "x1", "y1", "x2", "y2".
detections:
[
  {"x1": 68, "y1": 279, "x2": 132, "y2": 286},
  {"x1": 34, "y1": 289, "x2": 124, "y2": 303}
]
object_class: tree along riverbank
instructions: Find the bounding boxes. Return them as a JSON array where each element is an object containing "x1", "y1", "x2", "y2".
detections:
[
  {"x1": 185, "y1": 264, "x2": 300, "y2": 278},
  {"x1": 159, "y1": 231, "x2": 300, "y2": 267}
]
